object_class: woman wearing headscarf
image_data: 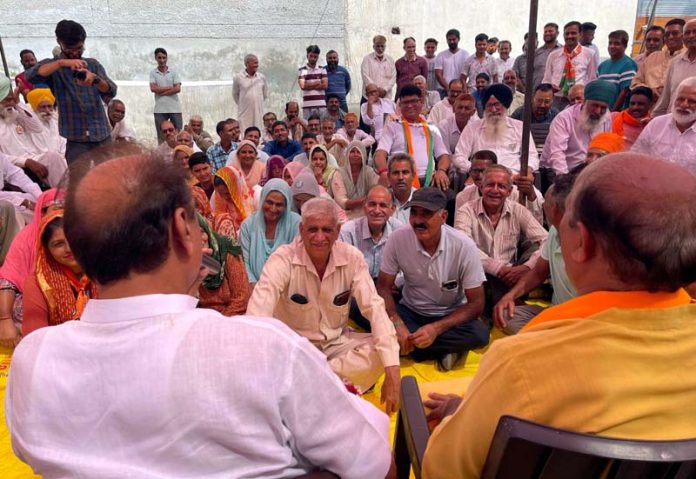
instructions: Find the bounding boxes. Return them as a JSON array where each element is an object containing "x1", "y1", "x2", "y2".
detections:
[
  {"x1": 211, "y1": 166, "x2": 254, "y2": 240},
  {"x1": 230, "y1": 140, "x2": 266, "y2": 190},
  {"x1": 22, "y1": 210, "x2": 97, "y2": 336},
  {"x1": 253, "y1": 155, "x2": 286, "y2": 207},
  {"x1": 240, "y1": 179, "x2": 300, "y2": 284},
  {"x1": 197, "y1": 215, "x2": 251, "y2": 316},
  {"x1": 309, "y1": 144, "x2": 346, "y2": 200},
  {"x1": 173, "y1": 145, "x2": 197, "y2": 187},
  {"x1": 290, "y1": 168, "x2": 348, "y2": 223},
  {"x1": 336, "y1": 140, "x2": 379, "y2": 219},
  {"x1": 282, "y1": 161, "x2": 306, "y2": 188},
  {"x1": 0, "y1": 189, "x2": 59, "y2": 348}
]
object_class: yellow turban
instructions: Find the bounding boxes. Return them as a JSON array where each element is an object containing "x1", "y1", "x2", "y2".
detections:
[
  {"x1": 27, "y1": 88, "x2": 56, "y2": 112},
  {"x1": 588, "y1": 132, "x2": 625, "y2": 154}
]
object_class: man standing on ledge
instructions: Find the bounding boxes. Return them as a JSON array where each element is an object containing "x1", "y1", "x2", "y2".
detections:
[{"x1": 26, "y1": 19, "x2": 117, "y2": 164}]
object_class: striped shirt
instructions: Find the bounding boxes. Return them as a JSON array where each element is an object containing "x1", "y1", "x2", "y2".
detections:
[
  {"x1": 597, "y1": 55, "x2": 637, "y2": 109},
  {"x1": 298, "y1": 64, "x2": 328, "y2": 110},
  {"x1": 26, "y1": 56, "x2": 117, "y2": 143},
  {"x1": 453, "y1": 197, "x2": 548, "y2": 276}
]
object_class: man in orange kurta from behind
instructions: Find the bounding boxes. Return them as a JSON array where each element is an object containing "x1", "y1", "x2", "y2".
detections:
[{"x1": 422, "y1": 152, "x2": 696, "y2": 478}]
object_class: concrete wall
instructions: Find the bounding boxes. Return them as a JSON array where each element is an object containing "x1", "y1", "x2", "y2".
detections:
[{"x1": 3, "y1": 0, "x2": 637, "y2": 145}]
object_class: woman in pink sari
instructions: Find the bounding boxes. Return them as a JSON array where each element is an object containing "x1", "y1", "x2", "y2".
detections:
[{"x1": 0, "y1": 189, "x2": 60, "y2": 348}]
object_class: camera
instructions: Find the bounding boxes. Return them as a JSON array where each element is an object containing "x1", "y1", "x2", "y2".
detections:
[{"x1": 73, "y1": 70, "x2": 87, "y2": 81}]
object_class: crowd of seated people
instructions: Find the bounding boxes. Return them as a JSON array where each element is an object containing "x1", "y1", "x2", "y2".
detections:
[{"x1": 2, "y1": 15, "x2": 696, "y2": 479}]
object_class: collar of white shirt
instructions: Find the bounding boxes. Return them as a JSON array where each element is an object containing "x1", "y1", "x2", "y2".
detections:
[{"x1": 81, "y1": 294, "x2": 199, "y2": 324}]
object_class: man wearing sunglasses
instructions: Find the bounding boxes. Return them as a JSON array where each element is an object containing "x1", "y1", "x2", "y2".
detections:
[{"x1": 26, "y1": 19, "x2": 117, "y2": 165}]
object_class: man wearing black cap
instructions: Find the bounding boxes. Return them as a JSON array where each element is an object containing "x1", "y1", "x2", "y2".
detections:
[
  {"x1": 453, "y1": 83, "x2": 538, "y2": 176},
  {"x1": 581, "y1": 22, "x2": 601, "y2": 67},
  {"x1": 541, "y1": 79, "x2": 613, "y2": 175},
  {"x1": 377, "y1": 187, "x2": 489, "y2": 371}
]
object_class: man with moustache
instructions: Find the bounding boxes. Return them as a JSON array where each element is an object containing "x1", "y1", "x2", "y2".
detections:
[
  {"x1": 395, "y1": 37, "x2": 428, "y2": 99},
  {"x1": 377, "y1": 187, "x2": 489, "y2": 371},
  {"x1": 325, "y1": 50, "x2": 351, "y2": 113},
  {"x1": 453, "y1": 83, "x2": 538, "y2": 176},
  {"x1": 434, "y1": 29, "x2": 470, "y2": 99},
  {"x1": 387, "y1": 153, "x2": 417, "y2": 224},
  {"x1": 107, "y1": 99, "x2": 136, "y2": 143},
  {"x1": 511, "y1": 83, "x2": 559, "y2": 155},
  {"x1": 542, "y1": 21, "x2": 598, "y2": 109},
  {"x1": 0, "y1": 76, "x2": 67, "y2": 188},
  {"x1": 454, "y1": 165, "x2": 547, "y2": 322},
  {"x1": 632, "y1": 77, "x2": 696, "y2": 175},
  {"x1": 361, "y1": 35, "x2": 397, "y2": 101},
  {"x1": 437, "y1": 94, "x2": 477, "y2": 155},
  {"x1": 631, "y1": 19, "x2": 684, "y2": 100},
  {"x1": 185, "y1": 115, "x2": 215, "y2": 152},
  {"x1": 281, "y1": 101, "x2": 306, "y2": 142},
  {"x1": 156, "y1": 119, "x2": 179, "y2": 164},
  {"x1": 541, "y1": 80, "x2": 614, "y2": 175},
  {"x1": 26, "y1": 88, "x2": 67, "y2": 155},
  {"x1": 298, "y1": 45, "x2": 328, "y2": 119},
  {"x1": 653, "y1": 19, "x2": 696, "y2": 116}
]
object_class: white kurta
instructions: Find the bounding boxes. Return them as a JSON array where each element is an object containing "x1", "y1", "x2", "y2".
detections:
[
  {"x1": 7, "y1": 294, "x2": 392, "y2": 479},
  {"x1": 0, "y1": 103, "x2": 67, "y2": 187},
  {"x1": 233, "y1": 70, "x2": 268, "y2": 132}
]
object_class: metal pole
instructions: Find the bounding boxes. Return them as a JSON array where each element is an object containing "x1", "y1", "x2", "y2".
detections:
[
  {"x1": 0, "y1": 35, "x2": 9, "y2": 78},
  {"x1": 519, "y1": 0, "x2": 539, "y2": 203}
]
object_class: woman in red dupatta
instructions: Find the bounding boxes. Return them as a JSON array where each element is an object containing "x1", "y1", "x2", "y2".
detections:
[{"x1": 22, "y1": 210, "x2": 97, "y2": 336}]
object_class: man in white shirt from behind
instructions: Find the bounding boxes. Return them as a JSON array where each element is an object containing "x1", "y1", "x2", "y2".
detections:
[{"x1": 6, "y1": 152, "x2": 393, "y2": 479}]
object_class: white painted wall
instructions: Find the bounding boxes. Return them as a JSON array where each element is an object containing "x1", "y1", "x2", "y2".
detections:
[{"x1": 2, "y1": 0, "x2": 637, "y2": 145}]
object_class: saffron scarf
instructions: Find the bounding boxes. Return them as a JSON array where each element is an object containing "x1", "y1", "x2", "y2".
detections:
[
  {"x1": 401, "y1": 118, "x2": 434, "y2": 188},
  {"x1": 520, "y1": 289, "x2": 693, "y2": 333},
  {"x1": 34, "y1": 210, "x2": 97, "y2": 326},
  {"x1": 612, "y1": 109, "x2": 648, "y2": 138},
  {"x1": 213, "y1": 166, "x2": 252, "y2": 220},
  {"x1": 560, "y1": 45, "x2": 582, "y2": 96}
]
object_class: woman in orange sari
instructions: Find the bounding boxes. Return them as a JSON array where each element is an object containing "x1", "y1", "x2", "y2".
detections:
[
  {"x1": 211, "y1": 166, "x2": 254, "y2": 240},
  {"x1": 22, "y1": 210, "x2": 97, "y2": 336}
]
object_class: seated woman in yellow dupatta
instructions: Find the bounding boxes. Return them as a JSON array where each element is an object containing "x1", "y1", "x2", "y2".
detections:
[
  {"x1": 197, "y1": 214, "x2": 251, "y2": 316},
  {"x1": 309, "y1": 144, "x2": 347, "y2": 200},
  {"x1": 22, "y1": 210, "x2": 97, "y2": 336},
  {"x1": 211, "y1": 166, "x2": 254, "y2": 240},
  {"x1": 335, "y1": 140, "x2": 379, "y2": 219}
]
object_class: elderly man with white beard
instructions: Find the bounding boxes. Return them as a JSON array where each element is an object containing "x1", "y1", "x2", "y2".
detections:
[
  {"x1": 632, "y1": 77, "x2": 696, "y2": 176},
  {"x1": 541, "y1": 80, "x2": 614, "y2": 175},
  {"x1": 26, "y1": 88, "x2": 66, "y2": 155},
  {"x1": 453, "y1": 84, "x2": 538, "y2": 176},
  {"x1": 0, "y1": 76, "x2": 67, "y2": 188}
]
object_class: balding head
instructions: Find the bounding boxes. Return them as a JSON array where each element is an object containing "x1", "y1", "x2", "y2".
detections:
[
  {"x1": 64, "y1": 152, "x2": 200, "y2": 288},
  {"x1": 561, "y1": 153, "x2": 696, "y2": 293}
]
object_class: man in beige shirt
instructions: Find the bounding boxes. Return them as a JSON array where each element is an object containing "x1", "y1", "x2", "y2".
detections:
[
  {"x1": 454, "y1": 165, "x2": 548, "y2": 319},
  {"x1": 631, "y1": 18, "x2": 685, "y2": 100},
  {"x1": 247, "y1": 197, "x2": 401, "y2": 413}
]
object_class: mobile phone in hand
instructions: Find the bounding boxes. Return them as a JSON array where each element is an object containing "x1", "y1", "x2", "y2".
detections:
[{"x1": 201, "y1": 254, "x2": 221, "y2": 275}]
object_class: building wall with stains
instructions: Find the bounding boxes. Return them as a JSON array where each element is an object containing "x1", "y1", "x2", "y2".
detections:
[{"x1": 3, "y1": 0, "x2": 638, "y2": 145}]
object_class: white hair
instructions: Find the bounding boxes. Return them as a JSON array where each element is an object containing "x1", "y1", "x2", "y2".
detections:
[
  {"x1": 676, "y1": 76, "x2": 696, "y2": 97},
  {"x1": 413, "y1": 75, "x2": 426, "y2": 83},
  {"x1": 189, "y1": 114, "x2": 203, "y2": 123},
  {"x1": 301, "y1": 197, "x2": 338, "y2": 224},
  {"x1": 244, "y1": 54, "x2": 258, "y2": 64}
]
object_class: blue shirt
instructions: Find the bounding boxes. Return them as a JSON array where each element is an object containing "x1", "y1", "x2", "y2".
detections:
[
  {"x1": 207, "y1": 142, "x2": 237, "y2": 173},
  {"x1": 325, "y1": 65, "x2": 352, "y2": 100},
  {"x1": 339, "y1": 216, "x2": 403, "y2": 279},
  {"x1": 262, "y1": 140, "x2": 303, "y2": 161},
  {"x1": 26, "y1": 56, "x2": 117, "y2": 142}
]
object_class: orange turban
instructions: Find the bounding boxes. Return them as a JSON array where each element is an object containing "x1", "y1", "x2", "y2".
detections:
[
  {"x1": 27, "y1": 88, "x2": 56, "y2": 112},
  {"x1": 588, "y1": 132, "x2": 624, "y2": 153}
]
